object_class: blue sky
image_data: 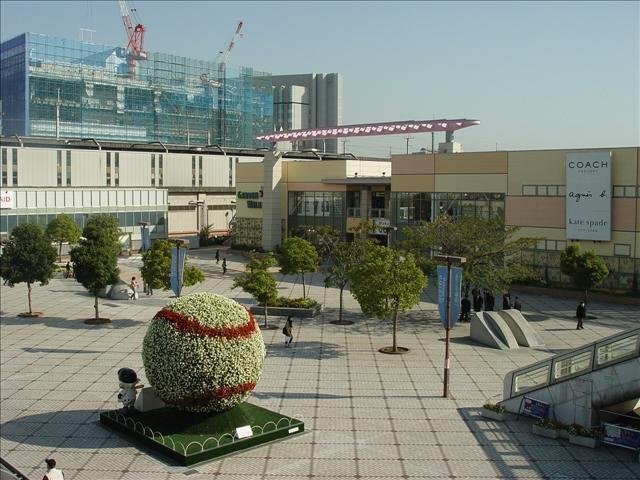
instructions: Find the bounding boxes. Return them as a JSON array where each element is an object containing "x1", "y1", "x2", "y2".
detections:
[{"x1": 1, "y1": 1, "x2": 638, "y2": 157}]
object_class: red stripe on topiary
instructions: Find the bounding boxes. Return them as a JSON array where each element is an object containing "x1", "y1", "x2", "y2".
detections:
[
  {"x1": 154, "y1": 308, "x2": 257, "y2": 340},
  {"x1": 164, "y1": 382, "x2": 257, "y2": 407}
]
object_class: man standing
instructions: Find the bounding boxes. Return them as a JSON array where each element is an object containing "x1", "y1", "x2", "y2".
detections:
[
  {"x1": 43, "y1": 458, "x2": 64, "y2": 480},
  {"x1": 472, "y1": 289, "x2": 483, "y2": 312},
  {"x1": 460, "y1": 296, "x2": 471, "y2": 322},
  {"x1": 576, "y1": 301, "x2": 586, "y2": 330},
  {"x1": 513, "y1": 296, "x2": 522, "y2": 311},
  {"x1": 222, "y1": 258, "x2": 227, "y2": 275}
]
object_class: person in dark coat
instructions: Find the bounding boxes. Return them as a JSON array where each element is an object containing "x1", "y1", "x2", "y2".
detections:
[
  {"x1": 222, "y1": 258, "x2": 227, "y2": 275},
  {"x1": 215, "y1": 249, "x2": 220, "y2": 264},
  {"x1": 513, "y1": 296, "x2": 522, "y2": 311},
  {"x1": 460, "y1": 296, "x2": 471, "y2": 322},
  {"x1": 473, "y1": 290, "x2": 483, "y2": 312},
  {"x1": 576, "y1": 301, "x2": 586, "y2": 329},
  {"x1": 502, "y1": 292, "x2": 512, "y2": 310},
  {"x1": 484, "y1": 291, "x2": 495, "y2": 311},
  {"x1": 282, "y1": 316, "x2": 293, "y2": 346}
]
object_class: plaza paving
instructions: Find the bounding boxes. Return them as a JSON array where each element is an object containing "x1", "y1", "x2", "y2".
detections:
[{"x1": 1, "y1": 247, "x2": 639, "y2": 480}]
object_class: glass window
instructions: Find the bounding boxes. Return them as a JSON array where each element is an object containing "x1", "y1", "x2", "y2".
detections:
[
  {"x1": 199, "y1": 156, "x2": 203, "y2": 186},
  {"x1": 522, "y1": 185, "x2": 536, "y2": 195},
  {"x1": 624, "y1": 186, "x2": 636, "y2": 198},
  {"x1": 1, "y1": 149, "x2": 7, "y2": 186},
  {"x1": 192, "y1": 155, "x2": 196, "y2": 186},
  {"x1": 106, "y1": 152, "x2": 111, "y2": 186},
  {"x1": 558, "y1": 186, "x2": 566, "y2": 196},
  {"x1": 159, "y1": 154, "x2": 163, "y2": 186},
  {"x1": 614, "y1": 244, "x2": 631, "y2": 257},
  {"x1": 553, "y1": 350, "x2": 592, "y2": 380},
  {"x1": 151, "y1": 154, "x2": 155, "y2": 186},
  {"x1": 126, "y1": 212, "x2": 134, "y2": 226},
  {"x1": 114, "y1": 153, "x2": 120, "y2": 186},
  {"x1": 66, "y1": 151, "x2": 71, "y2": 186},
  {"x1": 613, "y1": 186, "x2": 625, "y2": 197},
  {"x1": 537, "y1": 185, "x2": 547, "y2": 196},
  {"x1": 117, "y1": 212, "x2": 126, "y2": 227},
  {"x1": 547, "y1": 185, "x2": 558, "y2": 196},
  {"x1": 12, "y1": 149, "x2": 18, "y2": 186},
  {"x1": 57, "y1": 150, "x2": 62, "y2": 186},
  {"x1": 513, "y1": 364, "x2": 550, "y2": 395},
  {"x1": 596, "y1": 335, "x2": 639, "y2": 367}
]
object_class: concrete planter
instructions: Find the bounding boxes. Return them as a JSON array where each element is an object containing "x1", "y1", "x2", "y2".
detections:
[
  {"x1": 532, "y1": 424, "x2": 559, "y2": 439},
  {"x1": 250, "y1": 304, "x2": 322, "y2": 319},
  {"x1": 481, "y1": 408, "x2": 507, "y2": 421},
  {"x1": 558, "y1": 429, "x2": 571, "y2": 440},
  {"x1": 569, "y1": 434, "x2": 598, "y2": 449}
]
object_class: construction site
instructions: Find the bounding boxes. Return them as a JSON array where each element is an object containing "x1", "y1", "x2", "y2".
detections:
[{"x1": 0, "y1": 2, "x2": 273, "y2": 147}]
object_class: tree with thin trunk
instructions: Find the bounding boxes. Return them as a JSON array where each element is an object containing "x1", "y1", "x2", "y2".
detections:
[
  {"x1": 349, "y1": 245, "x2": 425, "y2": 353},
  {"x1": 46, "y1": 213, "x2": 82, "y2": 262},
  {"x1": 324, "y1": 240, "x2": 369, "y2": 325},
  {"x1": 0, "y1": 223, "x2": 57, "y2": 316},
  {"x1": 560, "y1": 244, "x2": 609, "y2": 305},
  {"x1": 233, "y1": 253, "x2": 279, "y2": 329},
  {"x1": 280, "y1": 237, "x2": 319, "y2": 298},
  {"x1": 70, "y1": 215, "x2": 121, "y2": 323}
]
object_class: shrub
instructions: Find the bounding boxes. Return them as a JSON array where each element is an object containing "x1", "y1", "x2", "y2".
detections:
[
  {"x1": 482, "y1": 403, "x2": 506, "y2": 414},
  {"x1": 568, "y1": 424, "x2": 599, "y2": 438},
  {"x1": 258, "y1": 297, "x2": 319, "y2": 309}
]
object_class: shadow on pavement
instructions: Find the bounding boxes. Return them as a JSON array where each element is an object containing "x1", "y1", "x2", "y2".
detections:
[
  {"x1": 266, "y1": 340, "x2": 345, "y2": 360},
  {"x1": 0, "y1": 315, "x2": 143, "y2": 330}
]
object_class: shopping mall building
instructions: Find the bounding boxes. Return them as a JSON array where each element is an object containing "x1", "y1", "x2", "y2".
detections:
[{"x1": 235, "y1": 146, "x2": 639, "y2": 293}]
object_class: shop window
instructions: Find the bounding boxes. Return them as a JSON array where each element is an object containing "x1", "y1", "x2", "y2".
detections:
[{"x1": 613, "y1": 244, "x2": 631, "y2": 257}]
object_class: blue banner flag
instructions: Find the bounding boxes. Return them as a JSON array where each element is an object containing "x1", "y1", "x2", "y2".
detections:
[
  {"x1": 437, "y1": 265, "x2": 463, "y2": 328},
  {"x1": 140, "y1": 226, "x2": 151, "y2": 252},
  {"x1": 170, "y1": 246, "x2": 186, "y2": 296}
]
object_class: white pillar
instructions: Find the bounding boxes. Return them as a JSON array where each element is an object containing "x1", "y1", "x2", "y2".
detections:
[{"x1": 261, "y1": 144, "x2": 283, "y2": 251}]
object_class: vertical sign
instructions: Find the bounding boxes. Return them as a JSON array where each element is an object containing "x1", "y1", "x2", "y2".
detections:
[
  {"x1": 140, "y1": 226, "x2": 151, "y2": 252},
  {"x1": 170, "y1": 246, "x2": 186, "y2": 297},
  {"x1": 566, "y1": 152, "x2": 611, "y2": 241},
  {"x1": 437, "y1": 265, "x2": 463, "y2": 328}
]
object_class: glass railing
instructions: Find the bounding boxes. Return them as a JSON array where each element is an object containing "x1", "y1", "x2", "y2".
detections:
[
  {"x1": 346, "y1": 207, "x2": 361, "y2": 218},
  {"x1": 506, "y1": 327, "x2": 639, "y2": 398}
]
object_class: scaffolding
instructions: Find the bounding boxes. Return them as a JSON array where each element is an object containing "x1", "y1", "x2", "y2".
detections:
[{"x1": 0, "y1": 33, "x2": 273, "y2": 147}]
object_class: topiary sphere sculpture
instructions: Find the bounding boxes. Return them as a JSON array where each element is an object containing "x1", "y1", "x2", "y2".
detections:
[{"x1": 142, "y1": 292, "x2": 265, "y2": 413}]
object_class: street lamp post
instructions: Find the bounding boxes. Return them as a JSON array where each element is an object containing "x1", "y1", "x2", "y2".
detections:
[{"x1": 434, "y1": 254, "x2": 466, "y2": 398}]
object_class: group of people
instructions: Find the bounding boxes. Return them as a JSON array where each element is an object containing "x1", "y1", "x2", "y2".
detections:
[
  {"x1": 128, "y1": 276, "x2": 153, "y2": 300},
  {"x1": 459, "y1": 289, "x2": 522, "y2": 322}
]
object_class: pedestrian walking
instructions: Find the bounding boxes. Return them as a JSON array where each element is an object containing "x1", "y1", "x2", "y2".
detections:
[
  {"x1": 282, "y1": 316, "x2": 293, "y2": 346},
  {"x1": 460, "y1": 296, "x2": 471, "y2": 322},
  {"x1": 222, "y1": 258, "x2": 227, "y2": 275},
  {"x1": 513, "y1": 296, "x2": 522, "y2": 311},
  {"x1": 129, "y1": 277, "x2": 139, "y2": 300},
  {"x1": 502, "y1": 292, "x2": 512, "y2": 310},
  {"x1": 576, "y1": 301, "x2": 586, "y2": 330},
  {"x1": 215, "y1": 249, "x2": 220, "y2": 264},
  {"x1": 65, "y1": 262, "x2": 71, "y2": 279},
  {"x1": 43, "y1": 458, "x2": 64, "y2": 480}
]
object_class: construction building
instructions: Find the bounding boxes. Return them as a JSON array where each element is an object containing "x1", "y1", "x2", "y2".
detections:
[{"x1": 0, "y1": 32, "x2": 273, "y2": 147}]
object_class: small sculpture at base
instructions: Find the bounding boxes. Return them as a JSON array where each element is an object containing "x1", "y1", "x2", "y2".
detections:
[{"x1": 117, "y1": 367, "x2": 144, "y2": 412}]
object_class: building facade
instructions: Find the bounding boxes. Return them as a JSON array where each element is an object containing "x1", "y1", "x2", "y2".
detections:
[
  {"x1": 235, "y1": 146, "x2": 639, "y2": 293},
  {"x1": 0, "y1": 33, "x2": 273, "y2": 147},
  {"x1": 271, "y1": 74, "x2": 343, "y2": 153},
  {"x1": 0, "y1": 137, "x2": 273, "y2": 247}
]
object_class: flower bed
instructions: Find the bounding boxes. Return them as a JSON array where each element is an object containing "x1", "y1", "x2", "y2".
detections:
[
  {"x1": 568, "y1": 424, "x2": 599, "y2": 448},
  {"x1": 481, "y1": 403, "x2": 507, "y2": 421},
  {"x1": 532, "y1": 418, "x2": 561, "y2": 439},
  {"x1": 251, "y1": 297, "x2": 322, "y2": 318}
]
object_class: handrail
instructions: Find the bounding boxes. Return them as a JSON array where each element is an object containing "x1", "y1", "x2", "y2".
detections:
[
  {"x1": 504, "y1": 327, "x2": 640, "y2": 399},
  {"x1": 0, "y1": 457, "x2": 31, "y2": 480}
]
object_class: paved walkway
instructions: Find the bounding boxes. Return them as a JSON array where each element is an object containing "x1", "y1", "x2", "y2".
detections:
[{"x1": 1, "y1": 247, "x2": 638, "y2": 480}]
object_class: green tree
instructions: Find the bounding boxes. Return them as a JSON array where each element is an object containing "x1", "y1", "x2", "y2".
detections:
[
  {"x1": 280, "y1": 237, "x2": 319, "y2": 298},
  {"x1": 140, "y1": 240, "x2": 205, "y2": 291},
  {"x1": 291, "y1": 225, "x2": 341, "y2": 262},
  {"x1": 560, "y1": 244, "x2": 609, "y2": 303},
  {"x1": 46, "y1": 213, "x2": 82, "y2": 262},
  {"x1": 0, "y1": 223, "x2": 57, "y2": 315},
  {"x1": 233, "y1": 253, "x2": 279, "y2": 329},
  {"x1": 69, "y1": 215, "x2": 121, "y2": 322},
  {"x1": 402, "y1": 215, "x2": 538, "y2": 295},
  {"x1": 324, "y1": 241, "x2": 366, "y2": 324},
  {"x1": 349, "y1": 245, "x2": 426, "y2": 353}
]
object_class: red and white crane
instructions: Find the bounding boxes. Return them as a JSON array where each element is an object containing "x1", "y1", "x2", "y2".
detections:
[
  {"x1": 217, "y1": 21, "x2": 244, "y2": 144},
  {"x1": 117, "y1": 0, "x2": 147, "y2": 78}
]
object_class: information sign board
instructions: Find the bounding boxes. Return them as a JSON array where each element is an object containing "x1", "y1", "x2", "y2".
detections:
[{"x1": 520, "y1": 396, "x2": 550, "y2": 419}]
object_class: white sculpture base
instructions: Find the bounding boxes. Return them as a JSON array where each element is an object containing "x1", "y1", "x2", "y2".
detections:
[{"x1": 134, "y1": 387, "x2": 167, "y2": 412}]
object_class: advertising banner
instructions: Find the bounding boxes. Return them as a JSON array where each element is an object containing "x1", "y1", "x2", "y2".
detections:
[
  {"x1": 140, "y1": 226, "x2": 151, "y2": 253},
  {"x1": 437, "y1": 265, "x2": 463, "y2": 328},
  {"x1": 601, "y1": 423, "x2": 640, "y2": 450},
  {"x1": 0, "y1": 190, "x2": 15, "y2": 209},
  {"x1": 170, "y1": 246, "x2": 186, "y2": 297},
  {"x1": 566, "y1": 152, "x2": 611, "y2": 241},
  {"x1": 520, "y1": 396, "x2": 551, "y2": 419}
]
